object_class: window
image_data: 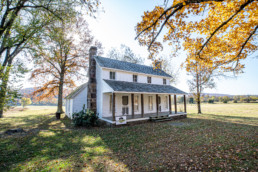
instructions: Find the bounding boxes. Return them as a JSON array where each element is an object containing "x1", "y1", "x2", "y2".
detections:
[
  {"x1": 110, "y1": 71, "x2": 116, "y2": 80},
  {"x1": 122, "y1": 96, "x2": 129, "y2": 105},
  {"x1": 133, "y1": 75, "x2": 138, "y2": 82},
  {"x1": 147, "y1": 76, "x2": 151, "y2": 83},
  {"x1": 163, "y1": 78, "x2": 167, "y2": 85},
  {"x1": 148, "y1": 96, "x2": 153, "y2": 111},
  {"x1": 109, "y1": 95, "x2": 112, "y2": 112},
  {"x1": 165, "y1": 96, "x2": 168, "y2": 109},
  {"x1": 134, "y1": 95, "x2": 139, "y2": 111},
  {"x1": 122, "y1": 96, "x2": 129, "y2": 115}
]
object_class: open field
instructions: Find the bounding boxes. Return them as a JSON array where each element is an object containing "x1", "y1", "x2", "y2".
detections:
[{"x1": 0, "y1": 104, "x2": 257, "y2": 171}]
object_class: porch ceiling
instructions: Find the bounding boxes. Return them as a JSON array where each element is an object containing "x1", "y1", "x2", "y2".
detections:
[{"x1": 104, "y1": 80, "x2": 186, "y2": 94}]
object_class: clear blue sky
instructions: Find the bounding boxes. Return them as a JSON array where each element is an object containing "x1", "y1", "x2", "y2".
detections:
[{"x1": 84, "y1": 0, "x2": 258, "y2": 95}]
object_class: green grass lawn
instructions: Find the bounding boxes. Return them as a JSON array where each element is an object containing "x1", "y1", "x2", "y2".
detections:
[{"x1": 0, "y1": 104, "x2": 257, "y2": 171}]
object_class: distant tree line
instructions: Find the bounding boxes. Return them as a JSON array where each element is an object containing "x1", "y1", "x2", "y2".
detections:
[{"x1": 188, "y1": 95, "x2": 258, "y2": 104}]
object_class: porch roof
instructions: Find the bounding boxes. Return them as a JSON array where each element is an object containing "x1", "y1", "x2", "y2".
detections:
[{"x1": 104, "y1": 80, "x2": 186, "y2": 94}]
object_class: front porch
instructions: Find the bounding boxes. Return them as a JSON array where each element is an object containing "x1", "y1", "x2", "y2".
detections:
[
  {"x1": 101, "y1": 111, "x2": 187, "y2": 124},
  {"x1": 99, "y1": 92, "x2": 187, "y2": 124}
]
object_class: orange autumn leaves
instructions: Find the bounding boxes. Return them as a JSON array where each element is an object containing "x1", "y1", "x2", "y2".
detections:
[{"x1": 136, "y1": 0, "x2": 258, "y2": 73}]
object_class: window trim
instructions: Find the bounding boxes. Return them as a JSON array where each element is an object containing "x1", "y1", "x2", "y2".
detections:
[
  {"x1": 134, "y1": 95, "x2": 139, "y2": 112},
  {"x1": 163, "y1": 78, "x2": 167, "y2": 85},
  {"x1": 147, "y1": 76, "x2": 152, "y2": 84},
  {"x1": 110, "y1": 71, "x2": 116, "y2": 80},
  {"x1": 133, "y1": 75, "x2": 138, "y2": 82},
  {"x1": 148, "y1": 96, "x2": 153, "y2": 111},
  {"x1": 165, "y1": 96, "x2": 168, "y2": 109}
]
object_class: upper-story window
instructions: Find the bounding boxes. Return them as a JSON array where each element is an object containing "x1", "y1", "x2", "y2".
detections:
[
  {"x1": 133, "y1": 75, "x2": 138, "y2": 82},
  {"x1": 163, "y1": 78, "x2": 167, "y2": 85},
  {"x1": 110, "y1": 71, "x2": 116, "y2": 80},
  {"x1": 147, "y1": 76, "x2": 151, "y2": 83}
]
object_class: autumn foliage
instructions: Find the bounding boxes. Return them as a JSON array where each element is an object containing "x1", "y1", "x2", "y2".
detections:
[
  {"x1": 30, "y1": 18, "x2": 102, "y2": 113},
  {"x1": 136, "y1": 0, "x2": 257, "y2": 73}
]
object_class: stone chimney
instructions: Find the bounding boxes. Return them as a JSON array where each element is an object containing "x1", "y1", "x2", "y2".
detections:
[
  {"x1": 87, "y1": 46, "x2": 97, "y2": 114},
  {"x1": 154, "y1": 60, "x2": 162, "y2": 70}
]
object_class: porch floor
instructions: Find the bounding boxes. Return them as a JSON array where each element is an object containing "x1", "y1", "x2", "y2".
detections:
[{"x1": 101, "y1": 111, "x2": 187, "y2": 121}]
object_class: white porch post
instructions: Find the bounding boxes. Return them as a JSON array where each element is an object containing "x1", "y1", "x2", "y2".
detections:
[{"x1": 112, "y1": 92, "x2": 116, "y2": 121}]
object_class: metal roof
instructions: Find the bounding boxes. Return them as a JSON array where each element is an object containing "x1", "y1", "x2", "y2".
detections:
[
  {"x1": 104, "y1": 80, "x2": 186, "y2": 94},
  {"x1": 95, "y1": 56, "x2": 172, "y2": 78},
  {"x1": 65, "y1": 83, "x2": 88, "y2": 99}
]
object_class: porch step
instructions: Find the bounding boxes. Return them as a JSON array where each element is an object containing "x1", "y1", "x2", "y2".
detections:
[
  {"x1": 149, "y1": 114, "x2": 187, "y2": 122},
  {"x1": 149, "y1": 115, "x2": 172, "y2": 122}
]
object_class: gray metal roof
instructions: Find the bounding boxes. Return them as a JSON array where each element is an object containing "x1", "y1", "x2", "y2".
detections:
[
  {"x1": 95, "y1": 56, "x2": 172, "y2": 78},
  {"x1": 104, "y1": 80, "x2": 186, "y2": 94},
  {"x1": 65, "y1": 83, "x2": 88, "y2": 99}
]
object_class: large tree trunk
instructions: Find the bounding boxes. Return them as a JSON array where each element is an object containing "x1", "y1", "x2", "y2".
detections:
[
  {"x1": 196, "y1": 73, "x2": 202, "y2": 114},
  {"x1": 197, "y1": 93, "x2": 201, "y2": 114},
  {"x1": 56, "y1": 72, "x2": 64, "y2": 119},
  {"x1": 0, "y1": 63, "x2": 12, "y2": 118}
]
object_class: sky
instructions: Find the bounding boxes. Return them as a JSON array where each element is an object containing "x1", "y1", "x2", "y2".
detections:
[{"x1": 23, "y1": 0, "x2": 258, "y2": 95}]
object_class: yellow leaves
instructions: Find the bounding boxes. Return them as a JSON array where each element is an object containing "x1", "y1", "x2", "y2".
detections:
[{"x1": 136, "y1": 0, "x2": 257, "y2": 73}]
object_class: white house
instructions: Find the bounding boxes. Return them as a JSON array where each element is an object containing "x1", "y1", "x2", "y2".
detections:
[{"x1": 65, "y1": 46, "x2": 187, "y2": 124}]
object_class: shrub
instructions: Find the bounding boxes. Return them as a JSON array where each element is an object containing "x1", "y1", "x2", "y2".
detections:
[
  {"x1": 233, "y1": 100, "x2": 238, "y2": 103},
  {"x1": 208, "y1": 99, "x2": 214, "y2": 104},
  {"x1": 72, "y1": 105, "x2": 99, "y2": 127},
  {"x1": 223, "y1": 100, "x2": 228, "y2": 103}
]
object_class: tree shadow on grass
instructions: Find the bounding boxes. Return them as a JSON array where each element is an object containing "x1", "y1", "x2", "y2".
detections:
[
  {"x1": 90, "y1": 117, "x2": 258, "y2": 171},
  {"x1": 0, "y1": 114, "x2": 257, "y2": 171},
  {"x1": 0, "y1": 115, "x2": 128, "y2": 172}
]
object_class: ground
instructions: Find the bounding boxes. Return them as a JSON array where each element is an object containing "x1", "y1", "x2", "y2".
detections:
[{"x1": 0, "y1": 104, "x2": 257, "y2": 171}]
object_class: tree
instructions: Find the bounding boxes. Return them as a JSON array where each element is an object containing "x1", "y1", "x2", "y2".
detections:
[
  {"x1": 188, "y1": 62, "x2": 215, "y2": 113},
  {"x1": 21, "y1": 97, "x2": 32, "y2": 108},
  {"x1": 136, "y1": 0, "x2": 257, "y2": 72},
  {"x1": 157, "y1": 56, "x2": 179, "y2": 84},
  {"x1": 30, "y1": 18, "x2": 102, "y2": 119},
  {"x1": 0, "y1": 0, "x2": 100, "y2": 118},
  {"x1": 107, "y1": 44, "x2": 145, "y2": 64},
  {"x1": 222, "y1": 96, "x2": 230, "y2": 103}
]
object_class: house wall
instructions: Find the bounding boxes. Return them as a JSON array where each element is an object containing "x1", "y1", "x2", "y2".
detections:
[
  {"x1": 65, "y1": 99, "x2": 74, "y2": 118},
  {"x1": 101, "y1": 93, "x2": 170, "y2": 118},
  {"x1": 102, "y1": 68, "x2": 170, "y2": 85},
  {"x1": 72, "y1": 87, "x2": 88, "y2": 114}
]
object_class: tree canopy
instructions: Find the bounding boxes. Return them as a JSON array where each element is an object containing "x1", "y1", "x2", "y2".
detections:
[{"x1": 136, "y1": 0, "x2": 257, "y2": 73}]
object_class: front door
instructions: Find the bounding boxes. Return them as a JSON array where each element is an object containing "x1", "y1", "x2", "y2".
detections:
[
  {"x1": 122, "y1": 96, "x2": 129, "y2": 115},
  {"x1": 158, "y1": 96, "x2": 161, "y2": 112}
]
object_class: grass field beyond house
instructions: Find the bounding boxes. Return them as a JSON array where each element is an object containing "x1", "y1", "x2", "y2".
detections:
[{"x1": 0, "y1": 104, "x2": 257, "y2": 171}]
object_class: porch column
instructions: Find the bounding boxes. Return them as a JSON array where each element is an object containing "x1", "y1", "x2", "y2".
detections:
[
  {"x1": 156, "y1": 94, "x2": 159, "y2": 116},
  {"x1": 184, "y1": 95, "x2": 187, "y2": 113},
  {"x1": 169, "y1": 95, "x2": 172, "y2": 114},
  {"x1": 131, "y1": 94, "x2": 134, "y2": 117},
  {"x1": 112, "y1": 92, "x2": 116, "y2": 121},
  {"x1": 141, "y1": 94, "x2": 144, "y2": 117},
  {"x1": 174, "y1": 95, "x2": 177, "y2": 114}
]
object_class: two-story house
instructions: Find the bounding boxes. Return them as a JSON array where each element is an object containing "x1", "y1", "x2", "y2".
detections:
[{"x1": 65, "y1": 46, "x2": 187, "y2": 124}]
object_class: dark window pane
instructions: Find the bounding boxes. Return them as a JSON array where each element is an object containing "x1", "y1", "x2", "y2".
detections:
[
  {"x1": 122, "y1": 96, "x2": 128, "y2": 105},
  {"x1": 147, "y1": 76, "x2": 151, "y2": 83},
  {"x1": 163, "y1": 78, "x2": 166, "y2": 85}
]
